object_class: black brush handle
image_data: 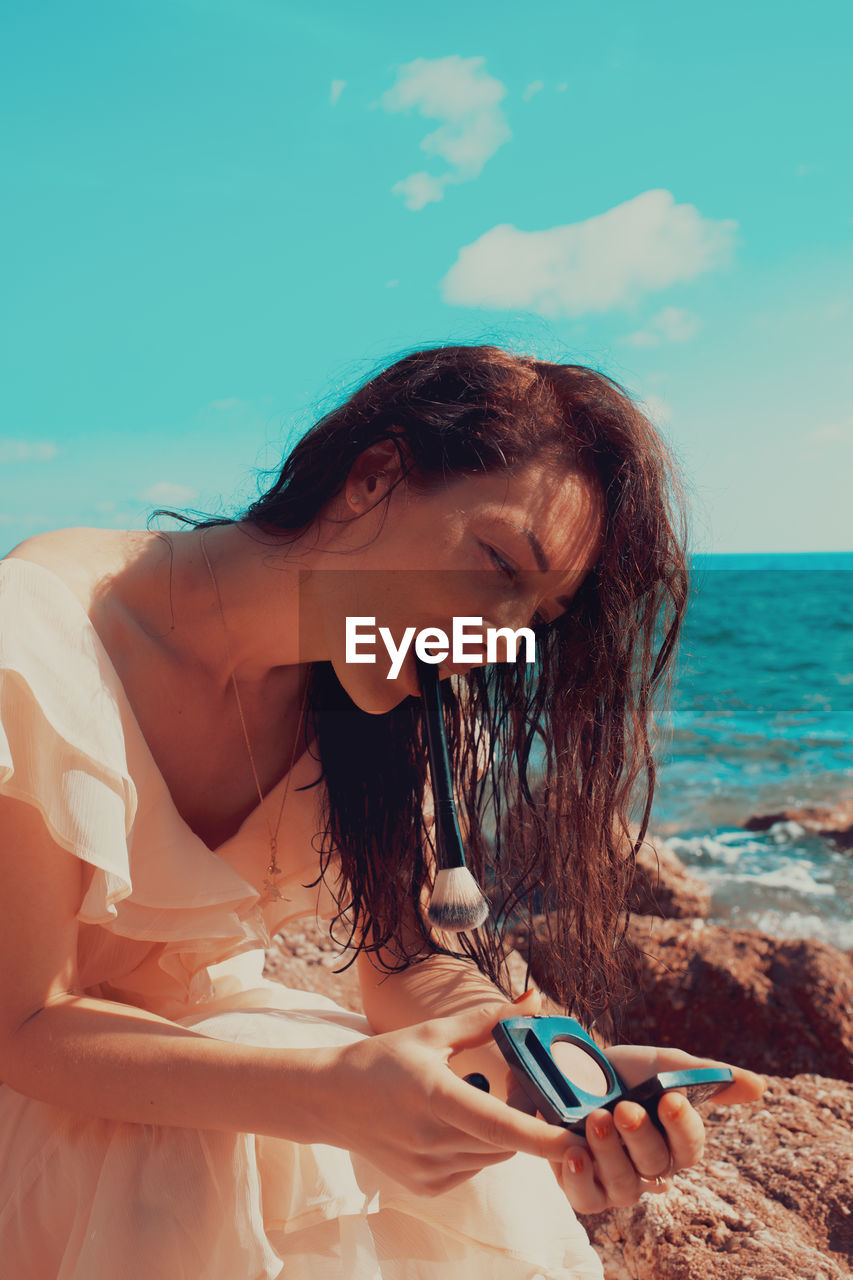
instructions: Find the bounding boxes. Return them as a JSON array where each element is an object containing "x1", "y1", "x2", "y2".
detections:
[{"x1": 415, "y1": 656, "x2": 466, "y2": 871}]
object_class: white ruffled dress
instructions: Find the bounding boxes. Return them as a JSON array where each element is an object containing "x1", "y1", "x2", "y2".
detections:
[{"x1": 0, "y1": 557, "x2": 604, "y2": 1280}]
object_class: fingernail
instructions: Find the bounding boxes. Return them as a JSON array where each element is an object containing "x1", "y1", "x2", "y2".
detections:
[
  {"x1": 512, "y1": 987, "x2": 536, "y2": 1004},
  {"x1": 565, "y1": 1153, "x2": 584, "y2": 1176},
  {"x1": 592, "y1": 1117, "x2": 612, "y2": 1141},
  {"x1": 661, "y1": 1092, "x2": 684, "y2": 1119},
  {"x1": 616, "y1": 1104, "x2": 646, "y2": 1132}
]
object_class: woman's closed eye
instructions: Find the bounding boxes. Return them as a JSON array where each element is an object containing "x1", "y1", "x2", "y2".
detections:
[
  {"x1": 483, "y1": 543, "x2": 518, "y2": 582},
  {"x1": 482, "y1": 543, "x2": 549, "y2": 628}
]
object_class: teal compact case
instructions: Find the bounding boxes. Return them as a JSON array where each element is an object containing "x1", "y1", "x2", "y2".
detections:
[
  {"x1": 492, "y1": 1015, "x2": 734, "y2": 1135},
  {"x1": 492, "y1": 1015, "x2": 626, "y2": 1131}
]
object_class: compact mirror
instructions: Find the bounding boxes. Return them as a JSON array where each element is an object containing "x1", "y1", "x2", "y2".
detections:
[
  {"x1": 492, "y1": 1015, "x2": 734, "y2": 1135},
  {"x1": 491, "y1": 1015, "x2": 625, "y2": 1131}
]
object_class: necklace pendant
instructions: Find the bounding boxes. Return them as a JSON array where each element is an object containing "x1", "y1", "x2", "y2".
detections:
[
  {"x1": 258, "y1": 878, "x2": 293, "y2": 910},
  {"x1": 261, "y1": 875, "x2": 283, "y2": 904}
]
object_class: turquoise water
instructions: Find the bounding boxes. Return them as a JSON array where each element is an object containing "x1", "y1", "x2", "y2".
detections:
[{"x1": 653, "y1": 553, "x2": 853, "y2": 947}]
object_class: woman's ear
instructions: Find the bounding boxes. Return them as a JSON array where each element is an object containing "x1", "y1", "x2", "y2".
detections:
[{"x1": 346, "y1": 439, "x2": 407, "y2": 508}]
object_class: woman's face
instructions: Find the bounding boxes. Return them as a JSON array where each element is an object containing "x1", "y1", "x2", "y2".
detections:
[{"x1": 314, "y1": 457, "x2": 604, "y2": 714}]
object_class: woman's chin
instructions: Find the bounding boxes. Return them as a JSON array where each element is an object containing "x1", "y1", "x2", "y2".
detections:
[{"x1": 338, "y1": 667, "x2": 416, "y2": 715}]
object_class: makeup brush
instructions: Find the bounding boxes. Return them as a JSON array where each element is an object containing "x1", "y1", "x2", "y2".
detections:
[{"x1": 415, "y1": 655, "x2": 490, "y2": 932}]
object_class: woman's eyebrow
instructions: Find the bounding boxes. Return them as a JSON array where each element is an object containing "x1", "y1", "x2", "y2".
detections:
[
  {"x1": 492, "y1": 518, "x2": 550, "y2": 571},
  {"x1": 492, "y1": 519, "x2": 576, "y2": 612},
  {"x1": 523, "y1": 526, "x2": 550, "y2": 573}
]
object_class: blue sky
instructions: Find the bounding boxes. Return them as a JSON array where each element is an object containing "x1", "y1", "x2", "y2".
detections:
[{"x1": 2, "y1": 0, "x2": 851, "y2": 553}]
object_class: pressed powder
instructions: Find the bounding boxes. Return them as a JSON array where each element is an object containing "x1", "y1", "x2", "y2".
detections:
[{"x1": 550, "y1": 1040, "x2": 608, "y2": 1097}]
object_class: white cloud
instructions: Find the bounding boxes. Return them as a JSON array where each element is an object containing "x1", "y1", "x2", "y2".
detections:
[
  {"x1": 626, "y1": 306, "x2": 702, "y2": 347},
  {"x1": 210, "y1": 397, "x2": 243, "y2": 410},
  {"x1": 0, "y1": 440, "x2": 58, "y2": 463},
  {"x1": 625, "y1": 329, "x2": 659, "y2": 349},
  {"x1": 440, "y1": 190, "x2": 737, "y2": 316},
  {"x1": 141, "y1": 481, "x2": 199, "y2": 506},
  {"x1": 522, "y1": 79, "x2": 544, "y2": 102},
  {"x1": 556, "y1": 81, "x2": 568, "y2": 93},
  {"x1": 380, "y1": 55, "x2": 511, "y2": 208},
  {"x1": 330, "y1": 79, "x2": 346, "y2": 106},
  {"x1": 656, "y1": 306, "x2": 702, "y2": 341},
  {"x1": 392, "y1": 171, "x2": 447, "y2": 211},
  {"x1": 385, "y1": 278, "x2": 399, "y2": 288}
]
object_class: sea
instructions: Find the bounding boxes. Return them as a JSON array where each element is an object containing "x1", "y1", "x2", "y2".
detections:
[{"x1": 651, "y1": 552, "x2": 853, "y2": 950}]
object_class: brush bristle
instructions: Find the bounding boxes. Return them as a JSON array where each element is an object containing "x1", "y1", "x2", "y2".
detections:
[{"x1": 427, "y1": 866, "x2": 490, "y2": 932}]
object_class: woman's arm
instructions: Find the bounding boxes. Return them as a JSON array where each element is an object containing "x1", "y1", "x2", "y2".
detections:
[
  {"x1": 356, "y1": 891, "x2": 536, "y2": 1102},
  {"x1": 6, "y1": 993, "x2": 339, "y2": 1140},
  {"x1": 0, "y1": 796, "x2": 337, "y2": 1142},
  {"x1": 0, "y1": 794, "x2": 582, "y2": 1198}
]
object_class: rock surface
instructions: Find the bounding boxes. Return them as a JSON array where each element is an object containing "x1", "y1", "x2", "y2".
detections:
[
  {"x1": 581, "y1": 1074, "x2": 853, "y2": 1280},
  {"x1": 744, "y1": 794, "x2": 853, "y2": 851},
  {"x1": 628, "y1": 836, "x2": 712, "y2": 919},
  {"x1": 622, "y1": 916, "x2": 853, "y2": 1082},
  {"x1": 263, "y1": 917, "x2": 363, "y2": 1011}
]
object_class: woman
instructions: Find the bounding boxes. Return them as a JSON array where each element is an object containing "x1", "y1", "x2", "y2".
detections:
[{"x1": 0, "y1": 345, "x2": 764, "y2": 1279}]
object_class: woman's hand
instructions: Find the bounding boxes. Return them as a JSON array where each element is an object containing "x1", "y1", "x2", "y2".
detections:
[
  {"x1": 484, "y1": 988, "x2": 766, "y2": 1215},
  {"x1": 549, "y1": 1042, "x2": 766, "y2": 1215},
  {"x1": 315, "y1": 1003, "x2": 581, "y2": 1198}
]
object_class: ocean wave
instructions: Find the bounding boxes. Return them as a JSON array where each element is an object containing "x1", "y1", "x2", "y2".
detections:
[
  {"x1": 711, "y1": 908, "x2": 853, "y2": 951},
  {"x1": 663, "y1": 826, "x2": 852, "y2": 945},
  {"x1": 702, "y1": 861, "x2": 836, "y2": 897}
]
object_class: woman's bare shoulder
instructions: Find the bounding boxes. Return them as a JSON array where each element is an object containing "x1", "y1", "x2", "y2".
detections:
[{"x1": 3, "y1": 528, "x2": 151, "y2": 610}]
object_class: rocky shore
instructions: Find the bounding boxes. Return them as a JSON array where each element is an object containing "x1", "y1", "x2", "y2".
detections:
[{"x1": 263, "y1": 823, "x2": 853, "y2": 1279}]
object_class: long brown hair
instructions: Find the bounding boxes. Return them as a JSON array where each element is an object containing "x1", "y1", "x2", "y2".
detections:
[{"x1": 159, "y1": 344, "x2": 689, "y2": 1031}]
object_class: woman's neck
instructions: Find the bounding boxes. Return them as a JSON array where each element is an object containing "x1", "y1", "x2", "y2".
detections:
[{"x1": 116, "y1": 523, "x2": 317, "y2": 688}]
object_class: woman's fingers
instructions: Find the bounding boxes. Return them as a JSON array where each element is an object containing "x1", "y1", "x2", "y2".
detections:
[
  {"x1": 607, "y1": 1093, "x2": 705, "y2": 1178},
  {"x1": 549, "y1": 1103, "x2": 704, "y2": 1213},
  {"x1": 653, "y1": 1054, "x2": 766, "y2": 1108},
  {"x1": 545, "y1": 1042, "x2": 767, "y2": 1214},
  {"x1": 431, "y1": 1070, "x2": 584, "y2": 1162},
  {"x1": 582, "y1": 1110, "x2": 652, "y2": 1205},
  {"x1": 554, "y1": 1099, "x2": 703, "y2": 1212},
  {"x1": 606, "y1": 1045, "x2": 767, "y2": 1107},
  {"x1": 550, "y1": 1146, "x2": 609, "y2": 1215},
  {"x1": 707, "y1": 1066, "x2": 766, "y2": 1105},
  {"x1": 611, "y1": 1100, "x2": 683, "y2": 1178},
  {"x1": 656, "y1": 1091, "x2": 706, "y2": 1168}
]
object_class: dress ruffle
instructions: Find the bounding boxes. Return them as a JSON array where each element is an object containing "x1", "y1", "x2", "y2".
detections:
[
  {"x1": 0, "y1": 563, "x2": 137, "y2": 914},
  {"x1": 0, "y1": 558, "x2": 279, "y2": 1013}
]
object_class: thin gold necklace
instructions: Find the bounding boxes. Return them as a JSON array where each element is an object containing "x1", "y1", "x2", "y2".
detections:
[{"x1": 200, "y1": 528, "x2": 310, "y2": 906}]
